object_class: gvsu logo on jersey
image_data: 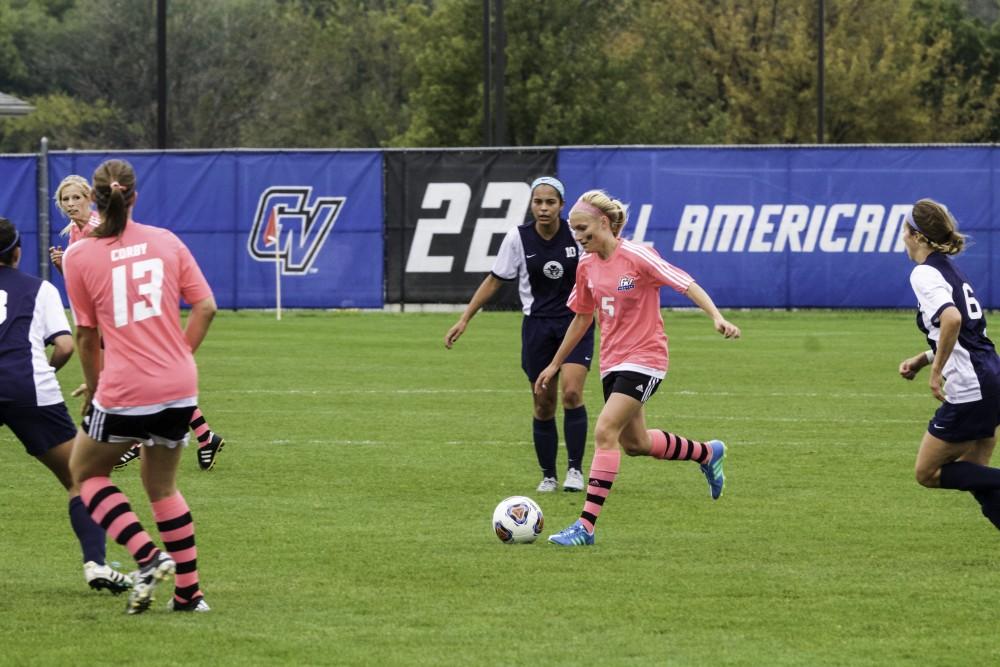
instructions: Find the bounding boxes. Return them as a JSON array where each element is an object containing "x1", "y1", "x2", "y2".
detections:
[
  {"x1": 247, "y1": 187, "x2": 345, "y2": 274},
  {"x1": 617, "y1": 275, "x2": 636, "y2": 291}
]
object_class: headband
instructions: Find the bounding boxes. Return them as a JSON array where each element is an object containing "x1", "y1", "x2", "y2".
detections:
[
  {"x1": 570, "y1": 200, "x2": 606, "y2": 219},
  {"x1": 904, "y1": 209, "x2": 919, "y2": 234},
  {"x1": 0, "y1": 229, "x2": 20, "y2": 255},
  {"x1": 530, "y1": 176, "x2": 565, "y2": 201}
]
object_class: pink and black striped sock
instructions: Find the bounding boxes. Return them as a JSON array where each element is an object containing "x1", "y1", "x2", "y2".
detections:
[
  {"x1": 190, "y1": 407, "x2": 213, "y2": 446},
  {"x1": 152, "y1": 492, "x2": 201, "y2": 603},
  {"x1": 80, "y1": 477, "x2": 159, "y2": 566},
  {"x1": 580, "y1": 448, "x2": 620, "y2": 534},
  {"x1": 647, "y1": 429, "x2": 712, "y2": 465}
]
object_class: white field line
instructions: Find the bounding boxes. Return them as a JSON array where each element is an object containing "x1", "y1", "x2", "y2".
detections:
[{"x1": 223, "y1": 387, "x2": 924, "y2": 400}]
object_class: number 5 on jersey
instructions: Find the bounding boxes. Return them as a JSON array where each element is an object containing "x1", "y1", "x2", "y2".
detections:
[
  {"x1": 112, "y1": 258, "x2": 164, "y2": 327},
  {"x1": 602, "y1": 296, "x2": 615, "y2": 318}
]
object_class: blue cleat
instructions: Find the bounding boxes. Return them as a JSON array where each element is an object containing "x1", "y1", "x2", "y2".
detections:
[
  {"x1": 700, "y1": 440, "x2": 726, "y2": 500},
  {"x1": 548, "y1": 520, "x2": 595, "y2": 546}
]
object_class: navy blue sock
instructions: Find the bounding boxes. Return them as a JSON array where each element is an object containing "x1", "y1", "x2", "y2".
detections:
[
  {"x1": 971, "y1": 489, "x2": 1000, "y2": 530},
  {"x1": 532, "y1": 418, "x2": 558, "y2": 479},
  {"x1": 69, "y1": 495, "x2": 106, "y2": 564},
  {"x1": 563, "y1": 405, "x2": 588, "y2": 471},
  {"x1": 939, "y1": 461, "x2": 1000, "y2": 492}
]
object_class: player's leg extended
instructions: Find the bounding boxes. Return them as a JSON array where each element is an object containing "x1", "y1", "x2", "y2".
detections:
[
  {"x1": 560, "y1": 362, "x2": 588, "y2": 491},
  {"x1": 960, "y1": 436, "x2": 1000, "y2": 529},
  {"x1": 549, "y1": 393, "x2": 640, "y2": 546},
  {"x1": 37, "y1": 437, "x2": 130, "y2": 593},
  {"x1": 531, "y1": 379, "x2": 559, "y2": 492},
  {"x1": 142, "y1": 444, "x2": 207, "y2": 610},
  {"x1": 190, "y1": 407, "x2": 225, "y2": 471},
  {"x1": 71, "y1": 431, "x2": 174, "y2": 612},
  {"x1": 918, "y1": 433, "x2": 1000, "y2": 530}
]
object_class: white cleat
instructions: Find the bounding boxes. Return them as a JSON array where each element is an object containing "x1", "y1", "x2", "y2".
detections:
[
  {"x1": 536, "y1": 477, "x2": 558, "y2": 493},
  {"x1": 563, "y1": 468, "x2": 585, "y2": 492}
]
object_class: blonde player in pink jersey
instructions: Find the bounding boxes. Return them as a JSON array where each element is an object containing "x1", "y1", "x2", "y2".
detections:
[
  {"x1": 535, "y1": 189, "x2": 741, "y2": 546},
  {"x1": 49, "y1": 175, "x2": 101, "y2": 272},
  {"x1": 65, "y1": 159, "x2": 217, "y2": 613},
  {"x1": 50, "y1": 174, "x2": 227, "y2": 471}
]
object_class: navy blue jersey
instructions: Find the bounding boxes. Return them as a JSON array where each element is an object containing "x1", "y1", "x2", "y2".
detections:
[
  {"x1": 0, "y1": 267, "x2": 71, "y2": 407},
  {"x1": 490, "y1": 219, "x2": 582, "y2": 317},
  {"x1": 910, "y1": 252, "x2": 1000, "y2": 402}
]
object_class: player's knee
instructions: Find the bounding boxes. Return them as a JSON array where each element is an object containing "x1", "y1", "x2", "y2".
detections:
[
  {"x1": 915, "y1": 467, "x2": 938, "y2": 488},
  {"x1": 561, "y1": 388, "x2": 583, "y2": 409},
  {"x1": 533, "y1": 402, "x2": 556, "y2": 420},
  {"x1": 593, "y1": 425, "x2": 617, "y2": 450}
]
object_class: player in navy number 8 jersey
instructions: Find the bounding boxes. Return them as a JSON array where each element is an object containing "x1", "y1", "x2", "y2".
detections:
[
  {"x1": 445, "y1": 177, "x2": 594, "y2": 493},
  {"x1": 897, "y1": 199, "x2": 1000, "y2": 531}
]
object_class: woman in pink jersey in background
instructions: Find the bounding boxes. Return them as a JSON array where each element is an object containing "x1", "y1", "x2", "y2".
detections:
[
  {"x1": 49, "y1": 174, "x2": 101, "y2": 272},
  {"x1": 65, "y1": 159, "x2": 217, "y2": 613},
  {"x1": 535, "y1": 189, "x2": 741, "y2": 546},
  {"x1": 50, "y1": 174, "x2": 227, "y2": 472}
]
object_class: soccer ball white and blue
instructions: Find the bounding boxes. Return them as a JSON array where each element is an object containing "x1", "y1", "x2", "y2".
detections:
[{"x1": 492, "y1": 496, "x2": 544, "y2": 544}]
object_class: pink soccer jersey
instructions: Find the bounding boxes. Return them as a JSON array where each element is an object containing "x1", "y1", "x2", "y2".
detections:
[
  {"x1": 67, "y1": 211, "x2": 101, "y2": 245},
  {"x1": 568, "y1": 239, "x2": 693, "y2": 378},
  {"x1": 63, "y1": 221, "x2": 213, "y2": 411}
]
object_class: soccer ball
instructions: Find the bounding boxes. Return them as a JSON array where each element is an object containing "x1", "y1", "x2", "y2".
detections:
[{"x1": 492, "y1": 496, "x2": 544, "y2": 544}]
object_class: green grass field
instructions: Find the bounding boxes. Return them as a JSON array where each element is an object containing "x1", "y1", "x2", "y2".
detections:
[{"x1": 1, "y1": 309, "x2": 998, "y2": 666}]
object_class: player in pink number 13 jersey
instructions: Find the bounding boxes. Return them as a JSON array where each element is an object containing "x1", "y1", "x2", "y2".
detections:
[
  {"x1": 536, "y1": 190, "x2": 741, "y2": 547},
  {"x1": 64, "y1": 159, "x2": 217, "y2": 614},
  {"x1": 50, "y1": 174, "x2": 226, "y2": 471}
]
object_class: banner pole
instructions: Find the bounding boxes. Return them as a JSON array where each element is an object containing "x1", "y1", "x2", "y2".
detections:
[{"x1": 275, "y1": 220, "x2": 282, "y2": 321}]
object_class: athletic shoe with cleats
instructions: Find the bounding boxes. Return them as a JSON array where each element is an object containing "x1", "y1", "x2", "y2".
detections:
[
  {"x1": 84, "y1": 561, "x2": 133, "y2": 595},
  {"x1": 168, "y1": 596, "x2": 210, "y2": 612},
  {"x1": 536, "y1": 476, "x2": 558, "y2": 493},
  {"x1": 563, "y1": 468, "x2": 585, "y2": 492},
  {"x1": 700, "y1": 440, "x2": 726, "y2": 500},
  {"x1": 114, "y1": 445, "x2": 141, "y2": 470},
  {"x1": 548, "y1": 519, "x2": 595, "y2": 546},
  {"x1": 125, "y1": 551, "x2": 175, "y2": 615},
  {"x1": 198, "y1": 434, "x2": 225, "y2": 471}
]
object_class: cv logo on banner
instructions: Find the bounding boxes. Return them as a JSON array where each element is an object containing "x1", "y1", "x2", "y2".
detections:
[{"x1": 247, "y1": 186, "x2": 345, "y2": 274}]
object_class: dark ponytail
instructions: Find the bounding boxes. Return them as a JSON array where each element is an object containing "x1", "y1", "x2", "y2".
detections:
[{"x1": 92, "y1": 159, "x2": 137, "y2": 239}]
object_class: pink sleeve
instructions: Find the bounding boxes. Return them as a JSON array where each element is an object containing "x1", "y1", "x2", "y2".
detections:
[
  {"x1": 567, "y1": 262, "x2": 594, "y2": 314},
  {"x1": 63, "y1": 248, "x2": 96, "y2": 328},
  {"x1": 176, "y1": 238, "x2": 213, "y2": 305},
  {"x1": 635, "y1": 244, "x2": 693, "y2": 294}
]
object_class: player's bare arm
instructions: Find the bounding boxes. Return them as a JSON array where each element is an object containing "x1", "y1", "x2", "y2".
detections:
[
  {"x1": 684, "y1": 282, "x2": 741, "y2": 339},
  {"x1": 445, "y1": 274, "x2": 503, "y2": 348}
]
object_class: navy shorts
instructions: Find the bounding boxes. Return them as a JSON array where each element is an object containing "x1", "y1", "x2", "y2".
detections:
[
  {"x1": 521, "y1": 315, "x2": 595, "y2": 383},
  {"x1": 0, "y1": 402, "x2": 78, "y2": 457},
  {"x1": 602, "y1": 371, "x2": 662, "y2": 404},
  {"x1": 83, "y1": 405, "x2": 195, "y2": 447},
  {"x1": 927, "y1": 394, "x2": 1000, "y2": 443}
]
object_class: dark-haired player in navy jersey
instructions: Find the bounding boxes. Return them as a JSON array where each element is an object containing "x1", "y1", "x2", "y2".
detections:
[
  {"x1": 898, "y1": 198, "x2": 1000, "y2": 531},
  {"x1": 446, "y1": 176, "x2": 594, "y2": 493},
  {"x1": 0, "y1": 216, "x2": 132, "y2": 593}
]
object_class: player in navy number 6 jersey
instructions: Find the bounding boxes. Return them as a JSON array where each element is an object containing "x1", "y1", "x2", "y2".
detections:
[
  {"x1": 445, "y1": 177, "x2": 594, "y2": 493},
  {"x1": 897, "y1": 199, "x2": 1000, "y2": 531}
]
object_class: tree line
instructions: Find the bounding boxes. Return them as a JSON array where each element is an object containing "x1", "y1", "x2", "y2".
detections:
[{"x1": 0, "y1": 0, "x2": 997, "y2": 152}]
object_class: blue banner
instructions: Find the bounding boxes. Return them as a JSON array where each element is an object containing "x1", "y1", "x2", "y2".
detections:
[
  {"x1": 0, "y1": 156, "x2": 38, "y2": 276},
  {"x1": 9, "y1": 146, "x2": 999, "y2": 309},
  {"x1": 558, "y1": 146, "x2": 998, "y2": 308},
  {"x1": 47, "y1": 151, "x2": 384, "y2": 309}
]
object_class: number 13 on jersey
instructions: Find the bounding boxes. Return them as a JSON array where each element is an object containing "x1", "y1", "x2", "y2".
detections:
[{"x1": 112, "y1": 258, "x2": 164, "y2": 327}]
